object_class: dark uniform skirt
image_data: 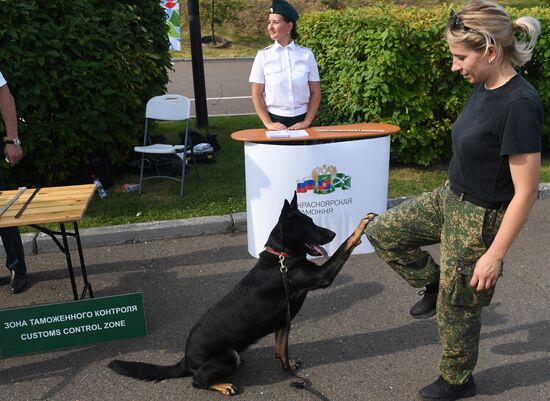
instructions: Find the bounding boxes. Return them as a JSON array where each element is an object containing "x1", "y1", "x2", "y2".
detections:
[{"x1": 268, "y1": 112, "x2": 307, "y2": 127}]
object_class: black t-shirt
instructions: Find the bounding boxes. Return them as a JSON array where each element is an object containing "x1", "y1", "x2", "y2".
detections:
[{"x1": 448, "y1": 74, "x2": 543, "y2": 203}]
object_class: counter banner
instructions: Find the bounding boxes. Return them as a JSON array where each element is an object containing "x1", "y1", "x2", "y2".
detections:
[
  {"x1": 161, "y1": 0, "x2": 181, "y2": 51},
  {"x1": 244, "y1": 136, "x2": 391, "y2": 257}
]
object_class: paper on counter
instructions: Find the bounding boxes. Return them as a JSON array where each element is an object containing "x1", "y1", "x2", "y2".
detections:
[{"x1": 266, "y1": 129, "x2": 309, "y2": 138}]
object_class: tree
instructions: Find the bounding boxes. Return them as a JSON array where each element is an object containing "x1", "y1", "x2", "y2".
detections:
[
  {"x1": 0, "y1": 0, "x2": 172, "y2": 185},
  {"x1": 199, "y1": 0, "x2": 244, "y2": 45}
]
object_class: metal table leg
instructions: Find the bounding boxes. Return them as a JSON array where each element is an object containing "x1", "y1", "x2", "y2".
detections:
[{"x1": 29, "y1": 223, "x2": 94, "y2": 300}]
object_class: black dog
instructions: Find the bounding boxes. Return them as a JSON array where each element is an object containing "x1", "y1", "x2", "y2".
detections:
[{"x1": 109, "y1": 193, "x2": 373, "y2": 395}]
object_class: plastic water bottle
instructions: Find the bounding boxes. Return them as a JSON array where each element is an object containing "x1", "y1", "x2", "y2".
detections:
[
  {"x1": 122, "y1": 183, "x2": 140, "y2": 192},
  {"x1": 92, "y1": 176, "x2": 108, "y2": 199}
]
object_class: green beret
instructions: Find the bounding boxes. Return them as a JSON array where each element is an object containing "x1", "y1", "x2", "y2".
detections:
[{"x1": 270, "y1": 0, "x2": 299, "y2": 22}]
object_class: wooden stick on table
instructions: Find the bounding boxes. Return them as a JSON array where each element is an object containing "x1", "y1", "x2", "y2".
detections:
[
  {"x1": 0, "y1": 187, "x2": 27, "y2": 217},
  {"x1": 15, "y1": 187, "x2": 41, "y2": 219}
]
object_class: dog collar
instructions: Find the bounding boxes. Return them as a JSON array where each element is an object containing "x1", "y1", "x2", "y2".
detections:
[{"x1": 265, "y1": 246, "x2": 291, "y2": 258}]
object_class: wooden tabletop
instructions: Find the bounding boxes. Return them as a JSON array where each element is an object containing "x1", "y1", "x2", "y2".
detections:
[
  {"x1": 0, "y1": 184, "x2": 96, "y2": 228},
  {"x1": 231, "y1": 122, "x2": 400, "y2": 142}
]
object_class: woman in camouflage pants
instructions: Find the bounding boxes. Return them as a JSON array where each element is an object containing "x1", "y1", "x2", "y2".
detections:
[{"x1": 364, "y1": 1, "x2": 543, "y2": 400}]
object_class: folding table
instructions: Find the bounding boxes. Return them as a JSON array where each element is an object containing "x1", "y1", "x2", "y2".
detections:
[{"x1": 0, "y1": 184, "x2": 96, "y2": 300}]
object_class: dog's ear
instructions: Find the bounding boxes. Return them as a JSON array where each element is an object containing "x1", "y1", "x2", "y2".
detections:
[
  {"x1": 282, "y1": 199, "x2": 291, "y2": 212},
  {"x1": 267, "y1": 199, "x2": 289, "y2": 250},
  {"x1": 290, "y1": 191, "x2": 298, "y2": 210}
]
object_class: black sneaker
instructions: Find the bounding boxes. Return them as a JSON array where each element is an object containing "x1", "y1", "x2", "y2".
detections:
[
  {"x1": 410, "y1": 284, "x2": 438, "y2": 319},
  {"x1": 10, "y1": 271, "x2": 27, "y2": 294},
  {"x1": 419, "y1": 375, "x2": 476, "y2": 401}
]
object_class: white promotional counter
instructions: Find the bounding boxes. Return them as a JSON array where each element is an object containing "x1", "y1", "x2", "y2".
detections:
[{"x1": 231, "y1": 123, "x2": 400, "y2": 257}]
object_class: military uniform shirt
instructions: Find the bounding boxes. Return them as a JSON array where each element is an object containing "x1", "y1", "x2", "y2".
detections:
[{"x1": 249, "y1": 40, "x2": 320, "y2": 117}]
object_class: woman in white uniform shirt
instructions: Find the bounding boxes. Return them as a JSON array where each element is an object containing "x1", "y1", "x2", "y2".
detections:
[{"x1": 249, "y1": 0, "x2": 321, "y2": 130}]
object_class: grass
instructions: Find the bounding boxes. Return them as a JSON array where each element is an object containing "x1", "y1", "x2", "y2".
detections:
[
  {"x1": 73, "y1": 115, "x2": 550, "y2": 229},
  {"x1": 79, "y1": 115, "x2": 258, "y2": 228}
]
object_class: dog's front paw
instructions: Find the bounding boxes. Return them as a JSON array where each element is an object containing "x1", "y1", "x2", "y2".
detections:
[
  {"x1": 287, "y1": 359, "x2": 302, "y2": 371},
  {"x1": 349, "y1": 213, "x2": 377, "y2": 246},
  {"x1": 278, "y1": 357, "x2": 302, "y2": 371},
  {"x1": 361, "y1": 212, "x2": 377, "y2": 229},
  {"x1": 210, "y1": 383, "x2": 238, "y2": 396}
]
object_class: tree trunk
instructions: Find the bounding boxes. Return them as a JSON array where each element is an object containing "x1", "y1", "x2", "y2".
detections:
[{"x1": 210, "y1": 0, "x2": 216, "y2": 44}]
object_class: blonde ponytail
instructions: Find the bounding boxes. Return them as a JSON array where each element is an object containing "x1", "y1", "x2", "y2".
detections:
[
  {"x1": 510, "y1": 16, "x2": 541, "y2": 66},
  {"x1": 445, "y1": 0, "x2": 541, "y2": 67}
]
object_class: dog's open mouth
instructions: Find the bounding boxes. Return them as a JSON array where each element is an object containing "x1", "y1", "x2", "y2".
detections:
[{"x1": 305, "y1": 243, "x2": 328, "y2": 257}]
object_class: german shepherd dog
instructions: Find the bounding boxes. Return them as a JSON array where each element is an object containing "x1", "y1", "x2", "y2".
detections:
[{"x1": 109, "y1": 193, "x2": 373, "y2": 395}]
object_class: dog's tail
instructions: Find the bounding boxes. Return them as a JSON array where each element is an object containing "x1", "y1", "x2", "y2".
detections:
[{"x1": 108, "y1": 358, "x2": 190, "y2": 381}]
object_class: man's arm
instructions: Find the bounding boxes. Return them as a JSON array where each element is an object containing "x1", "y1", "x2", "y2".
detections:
[{"x1": 0, "y1": 83, "x2": 22, "y2": 165}]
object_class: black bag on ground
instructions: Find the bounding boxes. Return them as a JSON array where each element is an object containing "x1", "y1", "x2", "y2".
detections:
[
  {"x1": 185, "y1": 130, "x2": 206, "y2": 147},
  {"x1": 207, "y1": 132, "x2": 221, "y2": 151},
  {"x1": 182, "y1": 130, "x2": 221, "y2": 151}
]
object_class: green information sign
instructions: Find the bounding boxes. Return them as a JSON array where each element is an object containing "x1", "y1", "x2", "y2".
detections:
[{"x1": 0, "y1": 292, "x2": 147, "y2": 358}]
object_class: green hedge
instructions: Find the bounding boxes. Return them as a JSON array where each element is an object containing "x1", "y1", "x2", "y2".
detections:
[
  {"x1": 0, "y1": 0, "x2": 172, "y2": 185},
  {"x1": 300, "y1": 5, "x2": 550, "y2": 165}
]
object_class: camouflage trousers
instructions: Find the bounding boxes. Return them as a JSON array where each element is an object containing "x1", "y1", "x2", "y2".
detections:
[{"x1": 364, "y1": 183, "x2": 506, "y2": 384}]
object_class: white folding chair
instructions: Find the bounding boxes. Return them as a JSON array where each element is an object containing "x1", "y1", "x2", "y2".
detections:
[{"x1": 134, "y1": 95, "x2": 196, "y2": 196}]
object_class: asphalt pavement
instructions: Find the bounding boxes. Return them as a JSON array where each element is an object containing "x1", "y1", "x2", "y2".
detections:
[
  {"x1": 167, "y1": 58, "x2": 255, "y2": 117},
  {"x1": 0, "y1": 197, "x2": 549, "y2": 401}
]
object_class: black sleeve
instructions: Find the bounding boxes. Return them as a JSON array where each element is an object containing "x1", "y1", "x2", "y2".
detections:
[{"x1": 500, "y1": 98, "x2": 543, "y2": 156}]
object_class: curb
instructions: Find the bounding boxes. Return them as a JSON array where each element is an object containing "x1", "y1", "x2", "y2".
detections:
[
  {"x1": 171, "y1": 57, "x2": 255, "y2": 63},
  {"x1": 34, "y1": 215, "x2": 235, "y2": 254},
  {"x1": 3, "y1": 185, "x2": 550, "y2": 257},
  {"x1": 539, "y1": 182, "x2": 550, "y2": 200}
]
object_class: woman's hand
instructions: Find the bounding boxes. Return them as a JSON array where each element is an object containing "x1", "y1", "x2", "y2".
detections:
[
  {"x1": 251, "y1": 83, "x2": 288, "y2": 131},
  {"x1": 288, "y1": 121, "x2": 310, "y2": 130},
  {"x1": 265, "y1": 121, "x2": 287, "y2": 130},
  {"x1": 470, "y1": 252, "x2": 502, "y2": 291},
  {"x1": 470, "y1": 152, "x2": 540, "y2": 293}
]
